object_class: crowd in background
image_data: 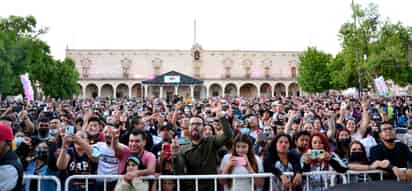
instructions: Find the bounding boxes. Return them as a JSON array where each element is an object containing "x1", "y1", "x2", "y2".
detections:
[{"x1": 0, "y1": 94, "x2": 412, "y2": 191}]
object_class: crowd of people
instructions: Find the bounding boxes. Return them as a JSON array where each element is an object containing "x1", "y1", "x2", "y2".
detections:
[{"x1": 0, "y1": 94, "x2": 412, "y2": 191}]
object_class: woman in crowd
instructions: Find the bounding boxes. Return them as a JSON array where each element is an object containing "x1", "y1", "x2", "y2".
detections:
[
  {"x1": 24, "y1": 142, "x2": 58, "y2": 191},
  {"x1": 115, "y1": 156, "x2": 149, "y2": 191},
  {"x1": 220, "y1": 134, "x2": 264, "y2": 191},
  {"x1": 302, "y1": 133, "x2": 332, "y2": 191},
  {"x1": 263, "y1": 134, "x2": 302, "y2": 191},
  {"x1": 56, "y1": 131, "x2": 98, "y2": 191}
]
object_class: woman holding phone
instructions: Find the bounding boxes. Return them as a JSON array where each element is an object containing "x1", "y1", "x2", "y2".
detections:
[
  {"x1": 220, "y1": 134, "x2": 264, "y2": 191},
  {"x1": 302, "y1": 132, "x2": 347, "y2": 191}
]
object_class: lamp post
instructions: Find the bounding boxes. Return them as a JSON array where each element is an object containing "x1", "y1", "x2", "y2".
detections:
[{"x1": 352, "y1": 0, "x2": 362, "y2": 97}]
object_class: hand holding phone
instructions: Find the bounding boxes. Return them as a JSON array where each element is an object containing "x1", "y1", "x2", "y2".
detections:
[
  {"x1": 232, "y1": 156, "x2": 247, "y2": 166},
  {"x1": 308, "y1": 149, "x2": 325, "y2": 159},
  {"x1": 65, "y1": 125, "x2": 75, "y2": 136}
]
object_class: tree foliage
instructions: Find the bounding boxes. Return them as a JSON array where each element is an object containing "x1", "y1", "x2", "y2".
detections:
[
  {"x1": 297, "y1": 47, "x2": 332, "y2": 93},
  {"x1": 0, "y1": 15, "x2": 79, "y2": 99},
  {"x1": 303, "y1": 3, "x2": 412, "y2": 91}
]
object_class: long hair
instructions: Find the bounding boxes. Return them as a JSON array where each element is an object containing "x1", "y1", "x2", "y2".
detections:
[
  {"x1": 335, "y1": 129, "x2": 351, "y2": 159},
  {"x1": 232, "y1": 134, "x2": 258, "y2": 173},
  {"x1": 265, "y1": 133, "x2": 292, "y2": 161},
  {"x1": 349, "y1": 141, "x2": 368, "y2": 164},
  {"x1": 308, "y1": 132, "x2": 330, "y2": 169}
]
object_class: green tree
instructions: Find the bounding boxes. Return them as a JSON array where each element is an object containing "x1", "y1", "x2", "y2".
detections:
[
  {"x1": 297, "y1": 47, "x2": 332, "y2": 93},
  {"x1": 41, "y1": 58, "x2": 80, "y2": 99},
  {"x1": 0, "y1": 15, "x2": 79, "y2": 98},
  {"x1": 368, "y1": 22, "x2": 412, "y2": 86}
]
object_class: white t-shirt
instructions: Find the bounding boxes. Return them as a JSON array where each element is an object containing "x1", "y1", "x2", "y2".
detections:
[
  {"x1": 220, "y1": 153, "x2": 264, "y2": 191},
  {"x1": 93, "y1": 142, "x2": 119, "y2": 177}
]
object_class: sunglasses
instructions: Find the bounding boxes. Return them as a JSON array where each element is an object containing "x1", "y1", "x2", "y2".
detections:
[
  {"x1": 39, "y1": 124, "x2": 49, "y2": 128},
  {"x1": 190, "y1": 122, "x2": 203, "y2": 126}
]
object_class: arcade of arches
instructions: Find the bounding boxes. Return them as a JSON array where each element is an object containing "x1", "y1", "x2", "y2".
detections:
[{"x1": 79, "y1": 81, "x2": 301, "y2": 99}]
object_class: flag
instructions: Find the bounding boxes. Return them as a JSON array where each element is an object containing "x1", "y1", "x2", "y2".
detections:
[{"x1": 20, "y1": 73, "x2": 34, "y2": 101}]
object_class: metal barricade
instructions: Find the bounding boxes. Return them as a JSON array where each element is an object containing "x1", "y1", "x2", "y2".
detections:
[
  {"x1": 24, "y1": 175, "x2": 62, "y2": 191},
  {"x1": 346, "y1": 170, "x2": 384, "y2": 184},
  {"x1": 283, "y1": 171, "x2": 347, "y2": 191},
  {"x1": 64, "y1": 173, "x2": 273, "y2": 191}
]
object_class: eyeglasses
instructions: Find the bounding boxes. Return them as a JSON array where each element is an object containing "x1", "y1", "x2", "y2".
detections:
[
  {"x1": 382, "y1": 127, "x2": 394, "y2": 132},
  {"x1": 39, "y1": 124, "x2": 49, "y2": 128},
  {"x1": 190, "y1": 122, "x2": 203, "y2": 126}
]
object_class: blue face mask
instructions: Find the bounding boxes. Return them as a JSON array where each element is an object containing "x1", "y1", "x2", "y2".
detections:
[
  {"x1": 240, "y1": 128, "x2": 250, "y2": 135},
  {"x1": 14, "y1": 137, "x2": 24, "y2": 146}
]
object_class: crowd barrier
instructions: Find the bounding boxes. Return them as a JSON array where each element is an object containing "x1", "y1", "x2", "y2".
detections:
[
  {"x1": 65, "y1": 173, "x2": 273, "y2": 191},
  {"x1": 24, "y1": 170, "x2": 408, "y2": 191},
  {"x1": 283, "y1": 171, "x2": 347, "y2": 191},
  {"x1": 345, "y1": 170, "x2": 383, "y2": 184},
  {"x1": 23, "y1": 175, "x2": 62, "y2": 191}
]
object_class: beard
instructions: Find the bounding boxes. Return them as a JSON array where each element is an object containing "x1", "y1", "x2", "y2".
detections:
[{"x1": 190, "y1": 130, "x2": 201, "y2": 141}]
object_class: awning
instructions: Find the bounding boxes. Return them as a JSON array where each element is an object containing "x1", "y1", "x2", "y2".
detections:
[{"x1": 142, "y1": 71, "x2": 203, "y2": 86}]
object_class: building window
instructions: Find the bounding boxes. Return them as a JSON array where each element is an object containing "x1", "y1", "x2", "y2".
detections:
[
  {"x1": 291, "y1": 66, "x2": 296, "y2": 78},
  {"x1": 224, "y1": 67, "x2": 231, "y2": 79}
]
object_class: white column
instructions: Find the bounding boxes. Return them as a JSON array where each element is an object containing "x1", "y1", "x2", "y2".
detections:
[
  {"x1": 206, "y1": 86, "x2": 209, "y2": 97},
  {"x1": 114, "y1": 85, "x2": 117, "y2": 98},
  {"x1": 144, "y1": 85, "x2": 148, "y2": 97},
  {"x1": 174, "y1": 86, "x2": 178, "y2": 96},
  {"x1": 97, "y1": 86, "x2": 101, "y2": 97},
  {"x1": 237, "y1": 87, "x2": 240, "y2": 97},
  {"x1": 128, "y1": 86, "x2": 132, "y2": 98},
  {"x1": 159, "y1": 86, "x2": 164, "y2": 98},
  {"x1": 190, "y1": 85, "x2": 195, "y2": 98},
  {"x1": 82, "y1": 85, "x2": 86, "y2": 98}
]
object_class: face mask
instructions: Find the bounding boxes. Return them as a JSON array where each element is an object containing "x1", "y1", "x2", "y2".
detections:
[
  {"x1": 50, "y1": 129, "x2": 59, "y2": 136},
  {"x1": 35, "y1": 148, "x2": 48, "y2": 161},
  {"x1": 14, "y1": 137, "x2": 24, "y2": 146},
  {"x1": 349, "y1": 152, "x2": 365, "y2": 162},
  {"x1": 38, "y1": 128, "x2": 50, "y2": 137},
  {"x1": 372, "y1": 131, "x2": 380, "y2": 139},
  {"x1": 338, "y1": 138, "x2": 351, "y2": 146},
  {"x1": 240, "y1": 128, "x2": 250, "y2": 135}
]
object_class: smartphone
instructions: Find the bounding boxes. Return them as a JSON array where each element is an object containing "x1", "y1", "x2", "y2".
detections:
[
  {"x1": 162, "y1": 143, "x2": 171, "y2": 153},
  {"x1": 178, "y1": 137, "x2": 190, "y2": 145},
  {"x1": 309, "y1": 149, "x2": 325, "y2": 159},
  {"x1": 65, "y1": 125, "x2": 75, "y2": 135},
  {"x1": 232, "y1": 156, "x2": 247, "y2": 166},
  {"x1": 257, "y1": 133, "x2": 271, "y2": 141}
]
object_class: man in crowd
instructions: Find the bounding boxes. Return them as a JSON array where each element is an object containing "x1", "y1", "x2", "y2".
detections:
[
  {"x1": 0, "y1": 123, "x2": 24, "y2": 191},
  {"x1": 370, "y1": 122, "x2": 412, "y2": 181},
  {"x1": 171, "y1": 102, "x2": 233, "y2": 191}
]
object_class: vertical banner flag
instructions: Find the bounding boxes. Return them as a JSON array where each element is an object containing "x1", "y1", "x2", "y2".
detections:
[
  {"x1": 374, "y1": 76, "x2": 388, "y2": 96},
  {"x1": 20, "y1": 73, "x2": 34, "y2": 101},
  {"x1": 164, "y1": 75, "x2": 180, "y2": 83}
]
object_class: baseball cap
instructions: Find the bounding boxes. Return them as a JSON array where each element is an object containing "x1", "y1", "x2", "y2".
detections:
[{"x1": 0, "y1": 123, "x2": 13, "y2": 142}]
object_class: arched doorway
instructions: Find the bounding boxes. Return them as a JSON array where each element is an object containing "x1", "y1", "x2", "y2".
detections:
[
  {"x1": 78, "y1": 84, "x2": 83, "y2": 97},
  {"x1": 209, "y1": 84, "x2": 223, "y2": 97},
  {"x1": 288, "y1": 83, "x2": 300, "y2": 96},
  {"x1": 85, "y1": 84, "x2": 98, "y2": 98},
  {"x1": 260, "y1": 83, "x2": 272, "y2": 97},
  {"x1": 131, "y1": 84, "x2": 143, "y2": 97},
  {"x1": 178, "y1": 86, "x2": 191, "y2": 97},
  {"x1": 240, "y1": 83, "x2": 258, "y2": 97},
  {"x1": 101, "y1": 84, "x2": 114, "y2": 98},
  {"x1": 116, "y1": 84, "x2": 129, "y2": 98},
  {"x1": 274, "y1": 83, "x2": 286, "y2": 97},
  {"x1": 224, "y1": 83, "x2": 237, "y2": 97}
]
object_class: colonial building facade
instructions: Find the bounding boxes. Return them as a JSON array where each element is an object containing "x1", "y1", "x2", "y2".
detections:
[{"x1": 66, "y1": 44, "x2": 302, "y2": 99}]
